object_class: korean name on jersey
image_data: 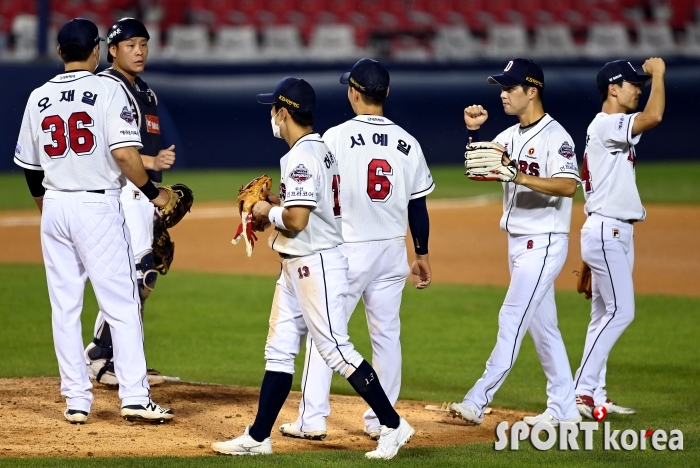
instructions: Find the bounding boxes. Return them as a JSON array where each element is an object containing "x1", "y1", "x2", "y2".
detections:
[
  {"x1": 14, "y1": 71, "x2": 142, "y2": 191},
  {"x1": 493, "y1": 115, "x2": 581, "y2": 236},
  {"x1": 269, "y1": 134, "x2": 344, "y2": 257},
  {"x1": 322, "y1": 115, "x2": 434, "y2": 243}
]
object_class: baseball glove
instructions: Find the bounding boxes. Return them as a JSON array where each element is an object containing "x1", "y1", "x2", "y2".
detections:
[
  {"x1": 464, "y1": 141, "x2": 518, "y2": 182},
  {"x1": 576, "y1": 261, "x2": 592, "y2": 299},
  {"x1": 159, "y1": 183, "x2": 194, "y2": 229},
  {"x1": 232, "y1": 174, "x2": 273, "y2": 257},
  {"x1": 152, "y1": 217, "x2": 174, "y2": 275}
]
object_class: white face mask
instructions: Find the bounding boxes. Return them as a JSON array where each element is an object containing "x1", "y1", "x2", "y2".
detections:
[{"x1": 271, "y1": 109, "x2": 283, "y2": 139}]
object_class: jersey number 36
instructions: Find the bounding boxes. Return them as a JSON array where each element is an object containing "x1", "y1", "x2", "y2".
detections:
[{"x1": 42, "y1": 112, "x2": 96, "y2": 158}]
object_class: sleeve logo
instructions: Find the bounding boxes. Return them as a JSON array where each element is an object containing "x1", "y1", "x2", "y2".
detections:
[
  {"x1": 15, "y1": 144, "x2": 21, "y2": 156},
  {"x1": 290, "y1": 164, "x2": 312, "y2": 183},
  {"x1": 558, "y1": 141, "x2": 575, "y2": 159},
  {"x1": 120, "y1": 106, "x2": 135, "y2": 124}
]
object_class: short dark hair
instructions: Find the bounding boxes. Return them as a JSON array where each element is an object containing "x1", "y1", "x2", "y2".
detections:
[
  {"x1": 60, "y1": 44, "x2": 95, "y2": 63},
  {"x1": 600, "y1": 88, "x2": 608, "y2": 103},
  {"x1": 359, "y1": 91, "x2": 386, "y2": 107},
  {"x1": 521, "y1": 84, "x2": 544, "y2": 101},
  {"x1": 273, "y1": 104, "x2": 314, "y2": 128}
]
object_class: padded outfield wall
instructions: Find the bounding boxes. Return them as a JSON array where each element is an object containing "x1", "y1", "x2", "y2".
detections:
[{"x1": 2, "y1": 60, "x2": 698, "y2": 171}]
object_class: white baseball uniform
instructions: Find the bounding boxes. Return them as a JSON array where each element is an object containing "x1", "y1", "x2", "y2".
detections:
[
  {"x1": 14, "y1": 70, "x2": 150, "y2": 412},
  {"x1": 574, "y1": 112, "x2": 643, "y2": 403},
  {"x1": 461, "y1": 114, "x2": 582, "y2": 421},
  {"x1": 290, "y1": 115, "x2": 435, "y2": 434},
  {"x1": 264, "y1": 133, "x2": 366, "y2": 381}
]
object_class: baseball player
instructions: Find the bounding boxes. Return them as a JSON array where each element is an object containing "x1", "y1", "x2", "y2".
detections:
[
  {"x1": 84, "y1": 18, "x2": 175, "y2": 387},
  {"x1": 13, "y1": 18, "x2": 173, "y2": 423},
  {"x1": 278, "y1": 58, "x2": 434, "y2": 441},
  {"x1": 450, "y1": 59, "x2": 582, "y2": 426},
  {"x1": 573, "y1": 58, "x2": 665, "y2": 418},
  {"x1": 211, "y1": 77, "x2": 414, "y2": 459}
]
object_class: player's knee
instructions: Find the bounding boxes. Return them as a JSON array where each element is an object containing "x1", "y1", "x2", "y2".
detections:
[{"x1": 136, "y1": 251, "x2": 158, "y2": 301}]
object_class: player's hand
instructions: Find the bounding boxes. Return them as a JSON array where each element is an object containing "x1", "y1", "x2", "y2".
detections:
[
  {"x1": 464, "y1": 105, "x2": 488, "y2": 130},
  {"x1": 262, "y1": 186, "x2": 281, "y2": 206},
  {"x1": 151, "y1": 188, "x2": 170, "y2": 208},
  {"x1": 252, "y1": 200, "x2": 273, "y2": 221},
  {"x1": 642, "y1": 57, "x2": 666, "y2": 77},
  {"x1": 411, "y1": 254, "x2": 432, "y2": 289},
  {"x1": 154, "y1": 145, "x2": 176, "y2": 171}
]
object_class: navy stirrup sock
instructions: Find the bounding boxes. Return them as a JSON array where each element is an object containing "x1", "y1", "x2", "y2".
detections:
[
  {"x1": 248, "y1": 371, "x2": 293, "y2": 442},
  {"x1": 347, "y1": 360, "x2": 400, "y2": 429}
]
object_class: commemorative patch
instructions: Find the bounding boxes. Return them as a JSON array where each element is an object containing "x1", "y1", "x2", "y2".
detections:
[
  {"x1": 558, "y1": 141, "x2": 575, "y2": 159},
  {"x1": 120, "y1": 106, "x2": 134, "y2": 124},
  {"x1": 290, "y1": 164, "x2": 312, "y2": 183}
]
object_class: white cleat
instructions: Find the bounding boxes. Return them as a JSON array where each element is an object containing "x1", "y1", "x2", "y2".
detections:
[
  {"x1": 64, "y1": 409, "x2": 89, "y2": 424},
  {"x1": 365, "y1": 418, "x2": 415, "y2": 460},
  {"x1": 449, "y1": 402, "x2": 483, "y2": 425},
  {"x1": 523, "y1": 412, "x2": 582, "y2": 427},
  {"x1": 576, "y1": 394, "x2": 595, "y2": 419},
  {"x1": 279, "y1": 422, "x2": 327, "y2": 441},
  {"x1": 601, "y1": 398, "x2": 637, "y2": 415},
  {"x1": 364, "y1": 426, "x2": 381, "y2": 441},
  {"x1": 212, "y1": 425, "x2": 273, "y2": 456},
  {"x1": 121, "y1": 401, "x2": 174, "y2": 423}
]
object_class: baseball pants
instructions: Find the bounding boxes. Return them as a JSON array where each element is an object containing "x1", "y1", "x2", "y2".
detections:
[
  {"x1": 463, "y1": 233, "x2": 579, "y2": 421},
  {"x1": 41, "y1": 190, "x2": 150, "y2": 412},
  {"x1": 574, "y1": 213, "x2": 635, "y2": 398},
  {"x1": 293, "y1": 238, "x2": 410, "y2": 433},
  {"x1": 264, "y1": 247, "x2": 365, "y2": 380}
]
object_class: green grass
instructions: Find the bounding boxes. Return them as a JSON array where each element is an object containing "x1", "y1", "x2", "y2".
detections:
[
  {"x1": 1, "y1": 161, "x2": 699, "y2": 210},
  {"x1": 0, "y1": 264, "x2": 697, "y2": 466}
]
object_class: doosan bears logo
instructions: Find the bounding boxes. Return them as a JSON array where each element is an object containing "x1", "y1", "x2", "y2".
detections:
[
  {"x1": 120, "y1": 106, "x2": 134, "y2": 124},
  {"x1": 290, "y1": 164, "x2": 312, "y2": 183},
  {"x1": 558, "y1": 141, "x2": 575, "y2": 159}
]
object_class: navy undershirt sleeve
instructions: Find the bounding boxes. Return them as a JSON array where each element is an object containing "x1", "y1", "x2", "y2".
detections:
[
  {"x1": 407, "y1": 196, "x2": 429, "y2": 255},
  {"x1": 24, "y1": 168, "x2": 45, "y2": 198},
  {"x1": 466, "y1": 128, "x2": 481, "y2": 145}
]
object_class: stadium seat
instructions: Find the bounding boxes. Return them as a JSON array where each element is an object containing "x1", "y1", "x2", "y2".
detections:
[
  {"x1": 433, "y1": 25, "x2": 480, "y2": 60},
  {"x1": 637, "y1": 22, "x2": 678, "y2": 56},
  {"x1": 483, "y1": 23, "x2": 528, "y2": 58},
  {"x1": 533, "y1": 24, "x2": 579, "y2": 58},
  {"x1": 584, "y1": 22, "x2": 630, "y2": 58},
  {"x1": 160, "y1": 24, "x2": 211, "y2": 61},
  {"x1": 261, "y1": 24, "x2": 304, "y2": 60},
  {"x1": 11, "y1": 13, "x2": 38, "y2": 60},
  {"x1": 390, "y1": 35, "x2": 433, "y2": 61},
  {"x1": 307, "y1": 24, "x2": 361, "y2": 61},
  {"x1": 682, "y1": 22, "x2": 700, "y2": 56},
  {"x1": 212, "y1": 25, "x2": 259, "y2": 62}
]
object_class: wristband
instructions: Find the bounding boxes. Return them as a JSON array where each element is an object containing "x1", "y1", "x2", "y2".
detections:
[
  {"x1": 268, "y1": 206, "x2": 288, "y2": 230},
  {"x1": 139, "y1": 180, "x2": 160, "y2": 201},
  {"x1": 466, "y1": 128, "x2": 480, "y2": 145}
]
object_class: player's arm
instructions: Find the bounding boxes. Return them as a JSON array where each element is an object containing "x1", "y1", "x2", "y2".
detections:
[
  {"x1": 140, "y1": 145, "x2": 176, "y2": 171},
  {"x1": 111, "y1": 146, "x2": 170, "y2": 207},
  {"x1": 512, "y1": 172, "x2": 577, "y2": 197},
  {"x1": 23, "y1": 169, "x2": 45, "y2": 213},
  {"x1": 632, "y1": 58, "x2": 665, "y2": 136},
  {"x1": 464, "y1": 105, "x2": 488, "y2": 143},
  {"x1": 408, "y1": 196, "x2": 431, "y2": 289},
  {"x1": 252, "y1": 203, "x2": 311, "y2": 231}
]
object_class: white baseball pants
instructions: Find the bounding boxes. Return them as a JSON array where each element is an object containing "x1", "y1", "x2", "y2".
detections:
[
  {"x1": 93, "y1": 181, "x2": 155, "y2": 335},
  {"x1": 463, "y1": 233, "x2": 579, "y2": 421},
  {"x1": 41, "y1": 190, "x2": 150, "y2": 412},
  {"x1": 292, "y1": 238, "x2": 410, "y2": 433},
  {"x1": 574, "y1": 214, "x2": 635, "y2": 398},
  {"x1": 264, "y1": 247, "x2": 364, "y2": 381}
]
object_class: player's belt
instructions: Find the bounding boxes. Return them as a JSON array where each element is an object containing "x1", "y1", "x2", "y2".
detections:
[
  {"x1": 87, "y1": 190, "x2": 105, "y2": 194},
  {"x1": 279, "y1": 253, "x2": 299, "y2": 259}
]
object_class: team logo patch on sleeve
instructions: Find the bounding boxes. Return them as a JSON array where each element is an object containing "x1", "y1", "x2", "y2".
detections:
[
  {"x1": 120, "y1": 106, "x2": 135, "y2": 124},
  {"x1": 15, "y1": 144, "x2": 21, "y2": 156},
  {"x1": 558, "y1": 141, "x2": 575, "y2": 159},
  {"x1": 290, "y1": 164, "x2": 312, "y2": 183}
]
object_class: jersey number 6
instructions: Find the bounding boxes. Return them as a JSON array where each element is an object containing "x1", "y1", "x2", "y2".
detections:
[
  {"x1": 41, "y1": 112, "x2": 96, "y2": 158},
  {"x1": 367, "y1": 159, "x2": 393, "y2": 202}
]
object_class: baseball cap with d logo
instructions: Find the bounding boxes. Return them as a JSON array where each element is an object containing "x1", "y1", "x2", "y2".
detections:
[
  {"x1": 257, "y1": 76, "x2": 316, "y2": 114},
  {"x1": 488, "y1": 58, "x2": 545, "y2": 89},
  {"x1": 340, "y1": 58, "x2": 390, "y2": 99}
]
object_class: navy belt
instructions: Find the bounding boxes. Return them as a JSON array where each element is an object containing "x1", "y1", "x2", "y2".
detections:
[{"x1": 87, "y1": 190, "x2": 105, "y2": 194}]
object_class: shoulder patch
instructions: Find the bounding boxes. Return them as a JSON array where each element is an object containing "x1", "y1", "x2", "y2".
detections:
[
  {"x1": 290, "y1": 164, "x2": 312, "y2": 183},
  {"x1": 617, "y1": 115, "x2": 624, "y2": 131},
  {"x1": 15, "y1": 144, "x2": 21, "y2": 156},
  {"x1": 558, "y1": 141, "x2": 575, "y2": 159},
  {"x1": 120, "y1": 106, "x2": 134, "y2": 124}
]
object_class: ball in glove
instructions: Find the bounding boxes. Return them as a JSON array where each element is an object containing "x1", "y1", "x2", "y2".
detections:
[
  {"x1": 232, "y1": 174, "x2": 273, "y2": 257},
  {"x1": 464, "y1": 141, "x2": 519, "y2": 182}
]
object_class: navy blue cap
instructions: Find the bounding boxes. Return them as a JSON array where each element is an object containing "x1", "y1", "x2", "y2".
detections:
[
  {"x1": 340, "y1": 58, "x2": 390, "y2": 99},
  {"x1": 488, "y1": 58, "x2": 544, "y2": 89},
  {"x1": 57, "y1": 18, "x2": 104, "y2": 54},
  {"x1": 596, "y1": 60, "x2": 651, "y2": 92},
  {"x1": 257, "y1": 77, "x2": 315, "y2": 114},
  {"x1": 106, "y1": 18, "x2": 150, "y2": 63}
]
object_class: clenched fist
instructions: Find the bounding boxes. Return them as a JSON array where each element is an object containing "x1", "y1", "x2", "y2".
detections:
[
  {"x1": 464, "y1": 105, "x2": 489, "y2": 130},
  {"x1": 642, "y1": 57, "x2": 665, "y2": 77}
]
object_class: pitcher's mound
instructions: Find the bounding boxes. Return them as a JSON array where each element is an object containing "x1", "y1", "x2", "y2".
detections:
[{"x1": 0, "y1": 377, "x2": 528, "y2": 457}]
